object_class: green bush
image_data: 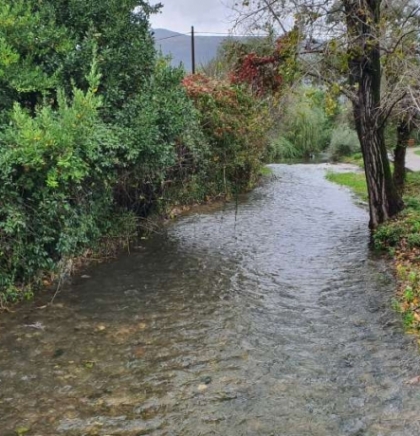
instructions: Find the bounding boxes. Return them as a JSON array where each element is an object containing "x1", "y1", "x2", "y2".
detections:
[
  {"x1": 183, "y1": 74, "x2": 271, "y2": 193},
  {"x1": 404, "y1": 196, "x2": 420, "y2": 211},
  {"x1": 0, "y1": 66, "x2": 118, "y2": 296},
  {"x1": 267, "y1": 136, "x2": 301, "y2": 161},
  {"x1": 328, "y1": 126, "x2": 360, "y2": 161},
  {"x1": 0, "y1": 59, "x2": 214, "y2": 302},
  {"x1": 0, "y1": 0, "x2": 273, "y2": 304},
  {"x1": 268, "y1": 87, "x2": 333, "y2": 160},
  {"x1": 373, "y1": 223, "x2": 405, "y2": 250},
  {"x1": 111, "y1": 60, "x2": 209, "y2": 214},
  {"x1": 373, "y1": 208, "x2": 420, "y2": 251}
]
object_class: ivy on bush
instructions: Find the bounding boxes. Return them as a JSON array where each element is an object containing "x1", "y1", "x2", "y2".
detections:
[{"x1": 183, "y1": 74, "x2": 271, "y2": 193}]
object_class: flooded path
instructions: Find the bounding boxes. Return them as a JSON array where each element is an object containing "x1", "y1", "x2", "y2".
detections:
[{"x1": 1, "y1": 164, "x2": 420, "y2": 435}]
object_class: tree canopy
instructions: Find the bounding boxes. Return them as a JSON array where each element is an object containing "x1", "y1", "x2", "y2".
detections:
[{"x1": 234, "y1": 0, "x2": 420, "y2": 226}]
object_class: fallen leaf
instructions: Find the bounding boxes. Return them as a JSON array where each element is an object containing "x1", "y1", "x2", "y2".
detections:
[
  {"x1": 134, "y1": 347, "x2": 146, "y2": 358},
  {"x1": 406, "y1": 375, "x2": 420, "y2": 385},
  {"x1": 83, "y1": 361, "x2": 95, "y2": 369}
]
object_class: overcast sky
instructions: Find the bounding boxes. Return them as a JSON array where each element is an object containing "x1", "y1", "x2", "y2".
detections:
[{"x1": 150, "y1": 0, "x2": 235, "y2": 34}]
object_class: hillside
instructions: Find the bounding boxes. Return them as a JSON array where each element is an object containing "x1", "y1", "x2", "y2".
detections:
[{"x1": 153, "y1": 28, "x2": 231, "y2": 72}]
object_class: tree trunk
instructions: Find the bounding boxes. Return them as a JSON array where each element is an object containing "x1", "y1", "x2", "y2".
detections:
[
  {"x1": 355, "y1": 108, "x2": 403, "y2": 228},
  {"x1": 393, "y1": 119, "x2": 411, "y2": 194},
  {"x1": 345, "y1": 0, "x2": 404, "y2": 228}
]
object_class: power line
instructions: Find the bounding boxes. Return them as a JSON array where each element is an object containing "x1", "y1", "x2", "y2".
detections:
[
  {"x1": 195, "y1": 31, "x2": 269, "y2": 37},
  {"x1": 154, "y1": 30, "x2": 270, "y2": 42},
  {"x1": 155, "y1": 32, "x2": 190, "y2": 42}
]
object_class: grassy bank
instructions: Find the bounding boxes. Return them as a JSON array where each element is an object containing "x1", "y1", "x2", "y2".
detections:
[
  {"x1": 326, "y1": 171, "x2": 368, "y2": 201},
  {"x1": 327, "y1": 166, "x2": 420, "y2": 336}
]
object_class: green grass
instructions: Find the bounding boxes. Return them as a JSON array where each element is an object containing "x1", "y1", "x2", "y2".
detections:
[
  {"x1": 259, "y1": 165, "x2": 273, "y2": 177},
  {"x1": 326, "y1": 169, "x2": 420, "y2": 206},
  {"x1": 327, "y1": 166, "x2": 420, "y2": 199},
  {"x1": 326, "y1": 171, "x2": 368, "y2": 201},
  {"x1": 341, "y1": 152, "x2": 364, "y2": 168},
  {"x1": 405, "y1": 172, "x2": 420, "y2": 196},
  {"x1": 415, "y1": 150, "x2": 420, "y2": 156}
]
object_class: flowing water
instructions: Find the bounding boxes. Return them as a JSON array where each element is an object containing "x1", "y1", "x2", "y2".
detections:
[{"x1": 1, "y1": 164, "x2": 420, "y2": 436}]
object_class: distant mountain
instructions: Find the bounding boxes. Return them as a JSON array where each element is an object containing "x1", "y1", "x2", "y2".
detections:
[{"x1": 152, "y1": 29, "x2": 231, "y2": 72}]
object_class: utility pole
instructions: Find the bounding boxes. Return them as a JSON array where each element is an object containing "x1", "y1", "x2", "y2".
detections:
[{"x1": 191, "y1": 26, "x2": 196, "y2": 74}]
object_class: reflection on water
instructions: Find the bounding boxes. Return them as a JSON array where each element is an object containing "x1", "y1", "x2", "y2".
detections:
[{"x1": 1, "y1": 164, "x2": 420, "y2": 436}]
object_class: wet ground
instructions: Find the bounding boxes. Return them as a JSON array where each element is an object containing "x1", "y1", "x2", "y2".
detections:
[{"x1": 1, "y1": 164, "x2": 420, "y2": 436}]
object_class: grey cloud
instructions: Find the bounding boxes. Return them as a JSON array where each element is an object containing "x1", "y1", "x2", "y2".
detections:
[{"x1": 151, "y1": 0, "x2": 234, "y2": 34}]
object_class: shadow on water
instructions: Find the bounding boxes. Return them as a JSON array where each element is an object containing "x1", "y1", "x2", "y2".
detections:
[{"x1": 1, "y1": 164, "x2": 420, "y2": 435}]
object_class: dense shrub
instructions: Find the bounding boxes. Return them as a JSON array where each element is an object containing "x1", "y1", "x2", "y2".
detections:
[
  {"x1": 0, "y1": 60, "x2": 216, "y2": 303},
  {"x1": 0, "y1": 1, "x2": 273, "y2": 304},
  {"x1": 183, "y1": 74, "x2": 271, "y2": 193},
  {"x1": 0, "y1": 1, "x2": 73, "y2": 115},
  {"x1": 267, "y1": 136, "x2": 301, "y2": 161},
  {"x1": 0, "y1": 66, "x2": 118, "y2": 298},
  {"x1": 328, "y1": 126, "x2": 360, "y2": 161},
  {"x1": 0, "y1": 47, "x2": 271, "y2": 305},
  {"x1": 47, "y1": 0, "x2": 158, "y2": 118},
  {"x1": 268, "y1": 89, "x2": 331, "y2": 160},
  {"x1": 111, "y1": 61, "x2": 209, "y2": 215}
]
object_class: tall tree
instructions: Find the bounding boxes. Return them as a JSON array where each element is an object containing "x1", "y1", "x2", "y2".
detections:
[
  {"x1": 388, "y1": 101, "x2": 419, "y2": 195},
  {"x1": 0, "y1": 0, "x2": 160, "y2": 121},
  {"x1": 0, "y1": 1, "x2": 72, "y2": 114},
  {"x1": 235, "y1": 0, "x2": 420, "y2": 227},
  {"x1": 43, "y1": 0, "x2": 159, "y2": 116},
  {"x1": 381, "y1": 1, "x2": 420, "y2": 193}
]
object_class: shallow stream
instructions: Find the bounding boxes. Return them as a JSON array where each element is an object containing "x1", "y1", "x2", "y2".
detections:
[{"x1": 1, "y1": 164, "x2": 420, "y2": 435}]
